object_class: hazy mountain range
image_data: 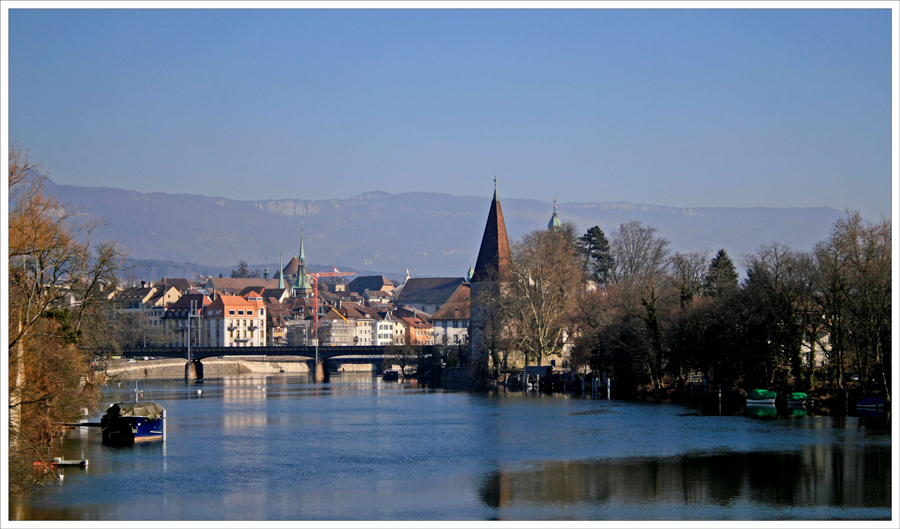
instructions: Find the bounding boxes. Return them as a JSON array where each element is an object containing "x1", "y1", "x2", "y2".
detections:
[{"x1": 42, "y1": 179, "x2": 849, "y2": 281}]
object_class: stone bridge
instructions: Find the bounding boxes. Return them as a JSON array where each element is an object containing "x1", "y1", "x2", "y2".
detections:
[{"x1": 112, "y1": 345, "x2": 443, "y2": 380}]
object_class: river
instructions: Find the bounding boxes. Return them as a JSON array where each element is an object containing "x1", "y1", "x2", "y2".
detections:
[{"x1": 9, "y1": 372, "x2": 893, "y2": 521}]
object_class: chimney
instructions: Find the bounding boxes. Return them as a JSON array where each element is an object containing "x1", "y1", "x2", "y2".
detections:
[{"x1": 141, "y1": 281, "x2": 146, "y2": 289}]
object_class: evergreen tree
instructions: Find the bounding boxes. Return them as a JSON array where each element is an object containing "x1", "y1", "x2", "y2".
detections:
[
  {"x1": 703, "y1": 249, "x2": 738, "y2": 297},
  {"x1": 578, "y1": 226, "x2": 614, "y2": 286},
  {"x1": 230, "y1": 260, "x2": 260, "y2": 278}
]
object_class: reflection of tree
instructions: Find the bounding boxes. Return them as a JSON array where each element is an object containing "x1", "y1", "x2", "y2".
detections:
[{"x1": 475, "y1": 446, "x2": 891, "y2": 514}]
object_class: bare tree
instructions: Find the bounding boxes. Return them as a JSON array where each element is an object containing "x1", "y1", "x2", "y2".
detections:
[
  {"x1": 610, "y1": 220, "x2": 670, "y2": 293},
  {"x1": 8, "y1": 144, "x2": 128, "y2": 492},
  {"x1": 503, "y1": 223, "x2": 585, "y2": 367},
  {"x1": 668, "y1": 250, "x2": 710, "y2": 308},
  {"x1": 816, "y1": 212, "x2": 892, "y2": 400}
]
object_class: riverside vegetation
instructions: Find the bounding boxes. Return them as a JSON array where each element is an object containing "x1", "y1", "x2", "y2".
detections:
[{"x1": 472, "y1": 215, "x2": 890, "y2": 407}]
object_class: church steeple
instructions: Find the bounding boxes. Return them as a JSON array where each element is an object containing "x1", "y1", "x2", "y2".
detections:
[
  {"x1": 293, "y1": 228, "x2": 312, "y2": 296},
  {"x1": 548, "y1": 198, "x2": 561, "y2": 230},
  {"x1": 299, "y1": 227, "x2": 306, "y2": 264},
  {"x1": 278, "y1": 248, "x2": 284, "y2": 289},
  {"x1": 472, "y1": 177, "x2": 512, "y2": 283}
]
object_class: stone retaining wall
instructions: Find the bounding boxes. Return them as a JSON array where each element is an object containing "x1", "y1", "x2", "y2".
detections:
[{"x1": 107, "y1": 359, "x2": 310, "y2": 380}]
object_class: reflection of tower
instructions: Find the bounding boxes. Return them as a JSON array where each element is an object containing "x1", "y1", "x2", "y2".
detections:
[{"x1": 469, "y1": 177, "x2": 512, "y2": 369}]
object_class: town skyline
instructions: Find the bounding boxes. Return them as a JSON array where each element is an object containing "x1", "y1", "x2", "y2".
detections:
[{"x1": 5, "y1": 5, "x2": 895, "y2": 222}]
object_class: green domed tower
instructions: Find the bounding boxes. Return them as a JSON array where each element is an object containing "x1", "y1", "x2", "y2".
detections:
[{"x1": 548, "y1": 198, "x2": 561, "y2": 231}]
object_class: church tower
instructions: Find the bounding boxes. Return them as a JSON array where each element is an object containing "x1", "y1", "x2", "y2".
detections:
[
  {"x1": 292, "y1": 227, "x2": 312, "y2": 297},
  {"x1": 469, "y1": 177, "x2": 512, "y2": 373},
  {"x1": 548, "y1": 198, "x2": 561, "y2": 231}
]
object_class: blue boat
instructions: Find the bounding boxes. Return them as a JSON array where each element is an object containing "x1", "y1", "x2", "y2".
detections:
[
  {"x1": 856, "y1": 397, "x2": 886, "y2": 409},
  {"x1": 101, "y1": 402, "x2": 165, "y2": 444}
]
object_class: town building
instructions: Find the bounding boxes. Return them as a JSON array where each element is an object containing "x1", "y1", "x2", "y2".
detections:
[
  {"x1": 392, "y1": 277, "x2": 466, "y2": 315},
  {"x1": 202, "y1": 292, "x2": 267, "y2": 347},
  {"x1": 431, "y1": 283, "x2": 470, "y2": 346}
]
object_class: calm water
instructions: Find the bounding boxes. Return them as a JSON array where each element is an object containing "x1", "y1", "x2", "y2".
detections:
[{"x1": 10, "y1": 373, "x2": 893, "y2": 521}]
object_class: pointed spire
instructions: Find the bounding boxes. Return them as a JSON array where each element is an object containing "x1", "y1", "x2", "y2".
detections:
[
  {"x1": 473, "y1": 179, "x2": 512, "y2": 283},
  {"x1": 299, "y1": 227, "x2": 306, "y2": 264},
  {"x1": 466, "y1": 259, "x2": 474, "y2": 282},
  {"x1": 278, "y1": 247, "x2": 284, "y2": 289}
]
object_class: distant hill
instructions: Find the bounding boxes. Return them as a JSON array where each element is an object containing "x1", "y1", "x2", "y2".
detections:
[{"x1": 43, "y1": 179, "x2": 846, "y2": 279}]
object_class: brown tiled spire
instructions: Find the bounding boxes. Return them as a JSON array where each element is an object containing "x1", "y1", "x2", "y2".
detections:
[{"x1": 472, "y1": 178, "x2": 512, "y2": 283}]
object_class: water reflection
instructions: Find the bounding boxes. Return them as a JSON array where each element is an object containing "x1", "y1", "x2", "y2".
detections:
[
  {"x1": 479, "y1": 445, "x2": 891, "y2": 517},
  {"x1": 12, "y1": 374, "x2": 893, "y2": 521},
  {"x1": 745, "y1": 404, "x2": 778, "y2": 418}
]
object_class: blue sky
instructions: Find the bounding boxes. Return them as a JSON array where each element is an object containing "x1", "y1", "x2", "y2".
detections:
[{"x1": 5, "y1": 7, "x2": 895, "y2": 220}]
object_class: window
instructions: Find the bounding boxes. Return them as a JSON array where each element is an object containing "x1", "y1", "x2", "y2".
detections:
[
  {"x1": 238, "y1": 310, "x2": 244, "y2": 315},
  {"x1": 248, "y1": 310, "x2": 253, "y2": 316},
  {"x1": 229, "y1": 310, "x2": 235, "y2": 315}
]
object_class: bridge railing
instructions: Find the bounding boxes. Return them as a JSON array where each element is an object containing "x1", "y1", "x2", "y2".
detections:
[{"x1": 103, "y1": 345, "x2": 441, "y2": 360}]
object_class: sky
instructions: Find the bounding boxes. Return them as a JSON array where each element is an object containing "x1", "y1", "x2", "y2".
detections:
[{"x1": 4, "y1": 4, "x2": 896, "y2": 220}]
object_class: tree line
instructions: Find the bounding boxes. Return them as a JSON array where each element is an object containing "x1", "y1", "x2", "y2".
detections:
[{"x1": 474, "y1": 214, "x2": 891, "y2": 403}]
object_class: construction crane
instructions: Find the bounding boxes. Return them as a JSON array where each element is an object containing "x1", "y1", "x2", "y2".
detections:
[{"x1": 310, "y1": 268, "x2": 356, "y2": 368}]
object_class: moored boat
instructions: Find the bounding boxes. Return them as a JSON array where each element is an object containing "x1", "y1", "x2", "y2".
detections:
[
  {"x1": 382, "y1": 370, "x2": 399, "y2": 381},
  {"x1": 746, "y1": 389, "x2": 777, "y2": 405},
  {"x1": 101, "y1": 401, "x2": 166, "y2": 445},
  {"x1": 33, "y1": 456, "x2": 89, "y2": 468},
  {"x1": 856, "y1": 397, "x2": 885, "y2": 409},
  {"x1": 786, "y1": 392, "x2": 808, "y2": 406}
]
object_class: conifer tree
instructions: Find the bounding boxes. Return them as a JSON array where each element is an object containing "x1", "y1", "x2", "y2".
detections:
[
  {"x1": 578, "y1": 226, "x2": 614, "y2": 286},
  {"x1": 703, "y1": 249, "x2": 738, "y2": 297}
]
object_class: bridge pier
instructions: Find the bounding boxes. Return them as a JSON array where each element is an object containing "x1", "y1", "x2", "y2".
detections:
[
  {"x1": 185, "y1": 359, "x2": 204, "y2": 381},
  {"x1": 307, "y1": 360, "x2": 327, "y2": 382}
]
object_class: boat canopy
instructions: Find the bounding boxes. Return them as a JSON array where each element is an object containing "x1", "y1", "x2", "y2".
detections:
[
  {"x1": 746, "y1": 389, "x2": 777, "y2": 400},
  {"x1": 103, "y1": 402, "x2": 165, "y2": 421}
]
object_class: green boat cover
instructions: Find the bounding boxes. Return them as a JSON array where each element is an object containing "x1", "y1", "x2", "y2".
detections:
[
  {"x1": 788, "y1": 392, "x2": 807, "y2": 400},
  {"x1": 746, "y1": 389, "x2": 777, "y2": 400},
  {"x1": 103, "y1": 402, "x2": 165, "y2": 421}
]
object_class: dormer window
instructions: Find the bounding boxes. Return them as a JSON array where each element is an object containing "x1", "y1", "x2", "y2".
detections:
[
  {"x1": 229, "y1": 310, "x2": 235, "y2": 315},
  {"x1": 238, "y1": 310, "x2": 244, "y2": 315},
  {"x1": 247, "y1": 310, "x2": 253, "y2": 316}
]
